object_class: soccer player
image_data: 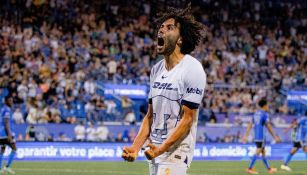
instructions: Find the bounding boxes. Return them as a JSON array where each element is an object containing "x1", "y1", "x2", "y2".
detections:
[
  {"x1": 122, "y1": 4, "x2": 206, "y2": 175},
  {"x1": 281, "y1": 116, "x2": 307, "y2": 172},
  {"x1": 243, "y1": 99, "x2": 281, "y2": 174},
  {"x1": 0, "y1": 96, "x2": 17, "y2": 174}
]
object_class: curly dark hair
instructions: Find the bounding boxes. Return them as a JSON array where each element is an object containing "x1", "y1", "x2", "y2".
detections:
[{"x1": 156, "y1": 4, "x2": 206, "y2": 54}]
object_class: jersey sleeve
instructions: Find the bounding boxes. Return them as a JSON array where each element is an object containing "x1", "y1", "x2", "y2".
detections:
[
  {"x1": 3, "y1": 111, "x2": 10, "y2": 118},
  {"x1": 181, "y1": 64, "x2": 206, "y2": 109},
  {"x1": 1, "y1": 108, "x2": 10, "y2": 119}
]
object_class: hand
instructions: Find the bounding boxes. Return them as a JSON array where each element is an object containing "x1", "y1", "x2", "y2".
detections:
[
  {"x1": 274, "y1": 136, "x2": 281, "y2": 143},
  {"x1": 122, "y1": 146, "x2": 138, "y2": 162},
  {"x1": 144, "y1": 143, "x2": 162, "y2": 160},
  {"x1": 241, "y1": 137, "x2": 247, "y2": 144}
]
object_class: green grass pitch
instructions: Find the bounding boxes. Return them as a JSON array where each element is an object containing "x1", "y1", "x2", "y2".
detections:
[{"x1": 9, "y1": 161, "x2": 306, "y2": 175}]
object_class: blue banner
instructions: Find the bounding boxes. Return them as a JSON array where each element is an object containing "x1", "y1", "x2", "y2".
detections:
[
  {"x1": 287, "y1": 90, "x2": 307, "y2": 105},
  {"x1": 2, "y1": 142, "x2": 306, "y2": 161},
  {"x1": 103, "y1": 84, "x2": 147, "y2": 99}
]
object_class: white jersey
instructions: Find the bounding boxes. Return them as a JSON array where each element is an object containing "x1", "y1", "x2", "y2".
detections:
[{"x1": 148, "y1": 54, "x2": 206, "y2": 166}]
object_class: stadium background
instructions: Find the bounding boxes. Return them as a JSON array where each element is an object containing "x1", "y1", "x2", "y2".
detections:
[{"x1": 0, "y1": 0, "x2": 306, "y2": 174}]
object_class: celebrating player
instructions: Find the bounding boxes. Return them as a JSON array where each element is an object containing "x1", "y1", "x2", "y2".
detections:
[
  {"x1": 243, "y1": 99, "x2": 281, "y2": 174},
  {"x1": 0, "y1": 96, "x2": 17, "y2": 174},
  {"x1": 122, "y1": 4, "x2": 206, "y2": 175},
  {"x1": 281, "y1": 115, "x2": 307, "y2": 172}
]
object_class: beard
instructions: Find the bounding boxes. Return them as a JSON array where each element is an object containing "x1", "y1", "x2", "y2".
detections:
[
  {"x1": 157, "y1": 35, "x2": 179, "y2": 56},
  {"x1": 163, "y1": 40, "x2": 177, "y2": 56}
]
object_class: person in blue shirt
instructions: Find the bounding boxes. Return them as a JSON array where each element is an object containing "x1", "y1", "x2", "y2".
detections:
[
  {"x1": 281, "y1": 115, "x2": 307, "y2": 172},
  {"x1": 0, "y1": 96, "x2": 17, "y2": 174},
  {"x1": 243, "y1": 99, "x2": 281, "y2": 174}
]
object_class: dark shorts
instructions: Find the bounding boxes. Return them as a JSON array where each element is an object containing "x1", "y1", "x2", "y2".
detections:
[
  {"x1": 293, "y1": 141, "x2": 303, "y2": 148},
  {"x1": 255, "y1": 141, "x2": 265, "y2": 148},
  {"x1": 0, "y1": 137, "x2": 16, "y2": 146}
]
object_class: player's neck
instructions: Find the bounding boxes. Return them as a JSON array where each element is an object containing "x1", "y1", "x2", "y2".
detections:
[{"x1": 164, "y1": 48, "x2": 184, "y2": 71}]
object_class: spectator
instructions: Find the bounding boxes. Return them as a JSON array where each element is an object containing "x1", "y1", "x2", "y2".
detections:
[
  {"x1": 96, "y1": 122, "x2": 109, "y2": 142},
  {"x1": 17, "y1": 80, "x2": 28, "y2": 101},
  {"x1": 84, "y1": 78, "x2": 96, "y2": 95},
  {"x1": 49, "y1": 105, "x2": 62, "y2": 123},
  {"x1": 85, "y1": 99, "x2": 98, "y2": 123},
  {"x1": 121, "y1": 96, "x2": 133, "y2": 114},
  {"x1": 86, "y1": 122, "x2": 96, "y2": 142},
  {"x1": 115, "y1": 132, "x2": 124, "y2": 142},
  {"x1": 25, "y1": 124, "x2": 36, "y2": 141},
  {"x1": 17, "y1": 134, "x2": 24, "y2": 141},
  {"x1": 26, "y1": 102, "x2": 39, "y2": 124},
  {"x1": 105, "y1": 100, "x2": 117, "y2": 115},
  {"x1": 124, "y1": 109, "x2": 136, "y2": 125},
  {"x1": 128, "y1": 128, "x2": 137, "y2": 142},
  {"x1": 12, "y1": 108, "x2": 24, "y2": 124},
  {"x1": 55, "y1": 132, "x2": 72, "y2": 142},
  {"x1": 74, "y1": 121, "x2": 86, "y2": 141},
  {"x1": 61, "y1": 104, "x2": 77, "y2": 124},
  {"x1": 107, "y1": 58, "x2": 117, "y2": 80},
  {"x1": 209, "y1": 111, "x2": 217, "y2": 123}
]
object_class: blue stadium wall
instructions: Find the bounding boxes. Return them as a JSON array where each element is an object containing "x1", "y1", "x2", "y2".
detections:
[{"x1": 12, "y1": 124, "x2": 294, "y2": 142}]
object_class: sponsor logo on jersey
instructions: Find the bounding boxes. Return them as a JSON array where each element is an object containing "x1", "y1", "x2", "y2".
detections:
[
  {"x1": 152, "y1": 82, "x2": 178, "y2": 91},
  {"x1": 186, "y1": 88, "x2": 203, "y2": 95}
]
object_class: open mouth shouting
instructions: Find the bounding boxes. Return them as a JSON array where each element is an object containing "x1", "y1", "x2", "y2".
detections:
[{"x1": 157, "y1": 35, "x2": 165, "y2": 52}]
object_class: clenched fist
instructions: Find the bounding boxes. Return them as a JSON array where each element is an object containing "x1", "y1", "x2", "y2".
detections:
[
  {"x1": 122, "y1": 146, "x2": 138, "y2": 162},
  {"x1": 144, "y1": 143, "x2": 162, "y2": 160}
]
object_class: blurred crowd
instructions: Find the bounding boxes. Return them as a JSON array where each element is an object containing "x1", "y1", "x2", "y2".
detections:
[
  {"x1": 0, "y1": 0, "x2": 306, "y2": 126},
  {"x1": 17, "y1": 122, "x2": 137, "y2": 143}
]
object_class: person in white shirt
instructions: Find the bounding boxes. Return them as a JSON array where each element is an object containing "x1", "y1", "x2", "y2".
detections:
[
  {"x1": 122, "y1": 4, "x2": 206, "y2": 175},
  {"x1": 84, "y1": 78, "x2": 96, "y2": 95},
  {"x1": 17, "y1": 80, "x2": 28, "y2": 101},
  {"x1": 107, "y1": 58, "x2": 117, "y2": 79},
  {"x1": 12, "y1": 108, "x2": 25, "y2": 124},
  {"x1": 124, "y1": 110, "x2": 136, "y2": 124},
  {"x1": 86, "y1": 122, "x2": 96, "y2": 142},
  {"x1": 28, "y1": 79, "x2": 37, "y2": 98},
  {"x1": 74, "y1": 121, "x2": 86, "y2": 141},
  {"x1": 96, "y1": 122, "x2": 109, "y2": 142},
  {"x1": 26, "y1": 103, "x2": 39, "y2": 124}
]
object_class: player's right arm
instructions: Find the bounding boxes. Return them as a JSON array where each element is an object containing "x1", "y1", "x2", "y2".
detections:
[
  {"x1": 122, "y1": 66, "x2": 155, "y2": 162},
  {"x1": 122, "y1": 104, "x2": 153, "y2": 162},
  {"x1": 3, "y1": 110, "x2": 12, "y2": 142},
  {"x1": 242, "y1": 121, "x2": 252, "y2": 143},
  {"x1": 283, "y1": 120, "x2": 297, "y2": 133}
]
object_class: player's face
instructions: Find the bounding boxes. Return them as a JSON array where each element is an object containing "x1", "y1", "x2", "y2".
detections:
[{"x1": 157, "y1": 18, "x2": 181, "y2": 55}]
